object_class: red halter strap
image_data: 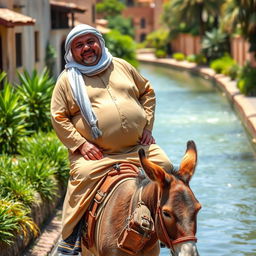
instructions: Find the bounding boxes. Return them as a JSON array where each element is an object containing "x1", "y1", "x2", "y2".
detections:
[{"x1": 155, "y1": 189, "x2": 197, "y2": 251}]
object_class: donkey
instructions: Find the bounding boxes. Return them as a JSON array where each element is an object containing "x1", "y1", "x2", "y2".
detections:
[{"x1": 83, "y1": 140, "x2": 201, "y2": 256}]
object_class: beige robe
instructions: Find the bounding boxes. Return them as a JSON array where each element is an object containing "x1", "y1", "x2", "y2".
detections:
[{"x1": 51, "y1": 57, "x2": 172, "y2": 239}]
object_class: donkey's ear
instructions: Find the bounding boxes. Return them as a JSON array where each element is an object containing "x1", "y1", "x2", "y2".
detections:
[
  {"x1": 178, "y1": 141, "x2": 197, "y2": 184},
  {"x1": 138, "y1": 148, "x2": 169, "y2": 186}
]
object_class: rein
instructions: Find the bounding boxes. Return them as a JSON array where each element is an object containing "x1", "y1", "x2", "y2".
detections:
[{"x1": 155, "y1": 188, "x2": 197, "y2": 252}]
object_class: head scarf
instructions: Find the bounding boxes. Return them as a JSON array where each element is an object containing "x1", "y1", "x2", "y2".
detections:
[{"x1": 64, "y1": 24, "x2": 113, "y2": 139}]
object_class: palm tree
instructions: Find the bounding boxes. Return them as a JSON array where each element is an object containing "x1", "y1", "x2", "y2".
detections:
[
  {"x1": 163, "y1": 0, "x2": 224, "y2": 36},
  {"x1": 222, "y1": 0, "x2": 256, "y2": 52}
]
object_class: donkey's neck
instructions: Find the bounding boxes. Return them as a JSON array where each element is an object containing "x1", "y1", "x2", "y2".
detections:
[{"x1": 141, "y1": 182, "x2": 159, "y2": 218}]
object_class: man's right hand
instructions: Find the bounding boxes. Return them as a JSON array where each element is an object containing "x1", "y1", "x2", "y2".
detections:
[{"x1": 79, "y1": 141, "x2": 103, "y2": 160}]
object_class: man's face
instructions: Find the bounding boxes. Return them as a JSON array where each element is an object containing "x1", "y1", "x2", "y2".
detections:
[{"x1": 71, "y1": 33, "x2": 102, "y2": 66}]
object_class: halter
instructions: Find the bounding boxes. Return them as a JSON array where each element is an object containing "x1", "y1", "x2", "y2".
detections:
[{"x1": 155, "y1": 188, "x2": 197, "y2": 253}]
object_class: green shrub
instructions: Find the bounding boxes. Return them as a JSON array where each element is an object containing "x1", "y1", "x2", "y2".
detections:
[
  {"x1": 155, "y1": 49, "x2": 167, "y2": 58},
  {"x1": 107, "y1": 15, "x2": 134, "y2": 37},
  {"x1": 16, "y1": 69, "x2": 55, "y2": 133},
  {"x1": 0, "y1": 198, "x2": 38, "y2": 245},
  {"x1": 224, "y1": 63, "x2": 240, "y2": 80},
  {"x1": 0, "y1": 156, "x2": 36, "y2": 205},
  {"x1": 15, "y1": 157, "x2": 57, "y2": 200},
  {"x1": 19, "y1": 132, "x2": 69, "y2": 184},
  {"x1": 202, "y1": 28, "x2": 230, "y2": 62},
  {"x1": 187, "y1": 54, "x2": 207, "y2": 65},
  {"x1": 210, "y1": 55, "x2": 235, "y2": 74},
  {"x1": 145, "y1": 29, "x2": 169, "y2": 49},
  {"x1": 104, "y1": 30, "x2": 138, "y2": 67},
  {"x1": 0, "y1": 75, "x2": 28, "y2": 154},
  {"x1": 172, "y1": 52, "x2": 185, "y2": 61},
  {"x1": 237, "y1": 62, "x2": 256, "y2": 96}
]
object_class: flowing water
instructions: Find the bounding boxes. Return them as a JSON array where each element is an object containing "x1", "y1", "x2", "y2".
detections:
[{"x1": 138, "y1": 63, "x2": 256, "y2": 256}]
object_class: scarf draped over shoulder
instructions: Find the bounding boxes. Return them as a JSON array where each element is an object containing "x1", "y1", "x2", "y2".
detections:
[{"x1": 62, "y1": 24, "x2": 113, "y2": 139}]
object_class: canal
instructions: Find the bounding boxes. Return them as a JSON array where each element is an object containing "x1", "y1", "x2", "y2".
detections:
[{"x1": 138, "y1": 63, "x2": 256, "y2": 256}]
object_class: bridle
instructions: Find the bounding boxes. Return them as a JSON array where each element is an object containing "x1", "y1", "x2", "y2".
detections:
[{"x1": 155, "y1": 188, "x2": 197, "y2": 253}]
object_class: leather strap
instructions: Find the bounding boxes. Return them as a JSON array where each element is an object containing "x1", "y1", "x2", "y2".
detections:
[{"x1": 84, "y1": 163, "x2": 140, "y2": 248}]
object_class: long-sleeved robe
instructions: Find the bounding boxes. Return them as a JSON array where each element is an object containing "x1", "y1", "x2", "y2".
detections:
[{"x1": 51, "y1": 57, "x2": 172, "y2": 239}]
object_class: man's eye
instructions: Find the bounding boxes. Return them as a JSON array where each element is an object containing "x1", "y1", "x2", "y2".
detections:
[{"x1": 76, "y1": 44, "x2": 83, "y2": 48}]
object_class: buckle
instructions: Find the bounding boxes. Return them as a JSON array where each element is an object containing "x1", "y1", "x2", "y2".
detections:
[
  {"x1": 113, "y1": 163, "x2": 121, "y2": 171},
  {"x1": 94, "y1": 190, "x2": 106, "y2": 204}
]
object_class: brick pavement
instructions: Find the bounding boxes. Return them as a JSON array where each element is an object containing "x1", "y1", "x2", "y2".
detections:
[{"x1": 23, "y1": 209, "x2": 62, "y2": 256}]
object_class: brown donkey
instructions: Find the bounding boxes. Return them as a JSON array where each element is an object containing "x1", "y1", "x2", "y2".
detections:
[{"x1": 83, "y1": 141, "x2": 201, "y2": 256}]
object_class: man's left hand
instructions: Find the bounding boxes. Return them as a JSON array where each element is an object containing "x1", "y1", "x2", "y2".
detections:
[{"x1": 140, "y1": 129, "x2": 156, "y2": 145}]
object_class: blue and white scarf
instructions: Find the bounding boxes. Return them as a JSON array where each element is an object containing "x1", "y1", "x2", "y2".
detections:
[{"x1": 64, "y1": 24, "x2": 113, "y2": 139}]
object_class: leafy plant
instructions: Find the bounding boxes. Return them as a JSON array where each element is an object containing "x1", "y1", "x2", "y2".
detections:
[
  {"x1": 0, "y1": 198, "x2": 38, "y2": 245},
  {"x1": 162, "y1": 0, "x2": 223, "y2": 36},
  {"x1": 45, "y1": 41, "x2": 57, "y2": 77},
  {"x1": 222, "y1": 0, "x2": 256, "y2": 54},
  {"x1": 187, "y1": 54, "x2": 207, "y2": 65},
  {"x1": 96, "y1": 0, "x2": 125, "y2": 18},
  {"x1": 0, "y1": 156, "x2": 36, "y2": 205},
  {"x1": 210, "y1": 54, "x2": 236, "y2": 74},
  {"x1": 107, "y1": 15, "x2": 134, "y2": 37},
  {"x1": 0, "y1": 74, "x2": 28, "y2": 154},
  {"x1": 172, "y1": 52, "x2": 186, "y2": 61},
  {"x1": 202, "y1": 28, "x2": 230, "y2": 61},
  {"x1": 104, "y1": 30, "x2": 138, "y2": 67},
  {"x1": 155, "y1": 49, "x2": 167, "y2": 58},
  {"x1": 237, "y1": 62, "x2": 256, "y2": 96},
  {"x1": 144, "y1": 29, "x2": 169, "y2": 54},
  {"x1": 16, "y1": 69, "x2": 55, "y2": 133},
  {"x1": 19, "y1": 132, "x2": 69, "y2": 184},
  {"x1": 16, "y1": 157, "x2": 57, "y2": 200}
]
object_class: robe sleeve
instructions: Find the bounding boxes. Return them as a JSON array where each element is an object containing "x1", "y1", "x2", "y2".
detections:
[
  {"x1": 130, "y1": 65, "x2": 156, "y2": 131},
  {"x1": 50, "y1": 74, "x2": 86, "y2": 153}
]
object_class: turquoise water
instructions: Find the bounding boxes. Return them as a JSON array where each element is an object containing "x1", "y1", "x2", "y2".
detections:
[{"x1": 139, "y1": 63, "x2": 256, "y2": 256}]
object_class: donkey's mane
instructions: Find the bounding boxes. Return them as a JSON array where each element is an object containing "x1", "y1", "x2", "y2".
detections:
[{"x1": 136, "y1": 166, "x2": 182, "y2": 188}]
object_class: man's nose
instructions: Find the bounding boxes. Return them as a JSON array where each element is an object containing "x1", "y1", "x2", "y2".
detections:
[{"x1": 83, "y1": 44, "x2": 90, "y2": 51}]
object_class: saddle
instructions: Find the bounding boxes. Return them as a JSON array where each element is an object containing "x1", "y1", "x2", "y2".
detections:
[
  {"x1": 83, "y1": 163, "x2": 156, "y2": 255},
  {"x1": 83, "y1": 163, "x2": 140, "y2": 249}
]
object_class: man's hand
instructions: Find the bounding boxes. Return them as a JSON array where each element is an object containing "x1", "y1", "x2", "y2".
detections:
[
  {"x1": 79, "y1": 141, "x2": 103, "y2": 160},
  {"x1": 140, "y1": 129, "x2": 155, "y2": 145}
]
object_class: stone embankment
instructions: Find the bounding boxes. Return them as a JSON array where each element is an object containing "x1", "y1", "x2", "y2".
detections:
[{"x1": 137, "y1": 50, "x2": 256, "y2": 150}]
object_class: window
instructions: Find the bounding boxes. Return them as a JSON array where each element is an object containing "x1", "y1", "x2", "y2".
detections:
[
  {"x1": 127, "y1": 0, "x2": 134, "y2": 6},
  {"x1": 140, "y1": 18, "x2": 146, "y2": 29},
  {"x1": 15, "y1": 33, "x2": 22, "y2": 67},
  {"x1": 140, "y1": 33, "x2": 146, "y2": 42},
  {"x1": 34, "y1": 31, "x2": 39, "y2": 62},
  {"x1": 51, "y1": 9, "x2": 69, "y2": 29}
]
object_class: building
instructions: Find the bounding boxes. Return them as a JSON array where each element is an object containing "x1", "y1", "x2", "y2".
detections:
[{"x1": 0, "y1": 0, "x2": 96, "y2": 82}]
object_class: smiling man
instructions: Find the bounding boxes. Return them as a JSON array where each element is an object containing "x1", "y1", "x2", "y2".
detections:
[{"x1": 51, "y1": 24, "x2": 172, "y2": 255}]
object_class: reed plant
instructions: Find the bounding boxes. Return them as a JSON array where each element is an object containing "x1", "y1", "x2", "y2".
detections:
[
  {"x1": 0, "y1": 156, "x2": 36, "y2": 205},
  {"x1": 0, "y1": 73, "x2": 28, "y2": 154},
  {"x1": 16, "y1": 68, "x2": 55, "y2": 132},
  {"x1": 19, "y1": 132, "x2": 69, "y2": 184},
  {"x1": 0, "y1": 198, "x2": 38, "y2": 245}
]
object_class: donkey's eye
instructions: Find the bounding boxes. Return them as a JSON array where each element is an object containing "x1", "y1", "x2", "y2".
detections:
[{"x1": 162, "y1": 210, "x2": 171, "y2": 218}]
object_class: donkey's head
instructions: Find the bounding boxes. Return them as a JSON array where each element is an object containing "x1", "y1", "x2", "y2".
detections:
[{"x1": 139, "y1": 141, "x2": 201, "y2": 256}]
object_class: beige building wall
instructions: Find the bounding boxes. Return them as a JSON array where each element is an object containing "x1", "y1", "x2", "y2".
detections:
[
  {"x1": 0, "y1": 0, "x2": 50, "y2": 82},
  {"x1": 73, "y1": 0, "x2": 96, "y2": 26},
  {"x1": 123, "y1": 6, "x2": 154, "y2": 42}
]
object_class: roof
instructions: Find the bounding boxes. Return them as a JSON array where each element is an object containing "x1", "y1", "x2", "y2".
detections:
[
  {"x1": 50, "y1": 1, "x2": 86, "y2": 13},
  {"x1": 0, "y1": 8, "x2": 35, "y2": 27}
]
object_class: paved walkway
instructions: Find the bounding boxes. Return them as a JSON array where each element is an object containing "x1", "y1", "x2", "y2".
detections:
[
  {"x1": 24, "y1": 52, "x2": 256, "y2": 256},
  {"x1": 23, "y1": 209, "x2": 62, "y2": 256}
]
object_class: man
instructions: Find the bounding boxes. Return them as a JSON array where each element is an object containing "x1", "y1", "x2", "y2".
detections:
[{"x1": 51, "y1": 24, "x2": 172, "y2": 255}]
